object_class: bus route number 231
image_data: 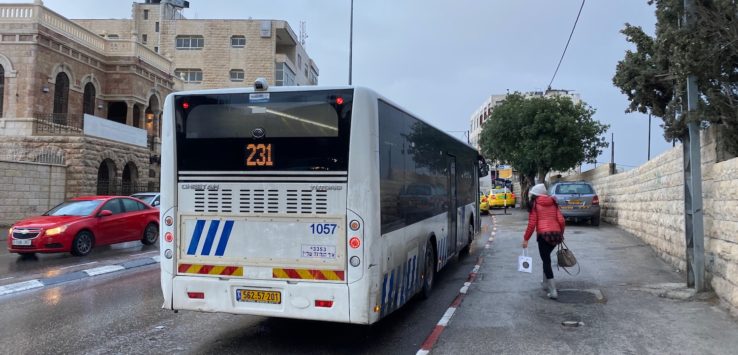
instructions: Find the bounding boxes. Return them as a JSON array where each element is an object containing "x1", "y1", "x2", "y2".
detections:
[
  {"x1": 246, "y1": 143, "x2": 274, "y2": 167},
  {"x1": 310, "y1": 223, "x2": 337, "y2": 235}
]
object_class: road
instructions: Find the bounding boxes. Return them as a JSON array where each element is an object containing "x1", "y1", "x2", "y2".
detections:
[{"x1": 0, "y1": 219, "x2": 492, "y2": 355}]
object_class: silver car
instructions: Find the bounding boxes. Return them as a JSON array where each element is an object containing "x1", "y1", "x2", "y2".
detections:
[
  {"x1": 130, "y1": 192, "x2": 160, "y2": 208},
  {"x1": 548, "y1": 181, "x2": 600, "y2": 226}
]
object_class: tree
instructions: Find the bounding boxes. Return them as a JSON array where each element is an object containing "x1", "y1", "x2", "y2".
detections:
[
  {"x1": 613, "y1": 0, "x2": 738, "y2": 155},
  {"x1": 478, "y1": 93, "x2": 609, "y2": 206}
]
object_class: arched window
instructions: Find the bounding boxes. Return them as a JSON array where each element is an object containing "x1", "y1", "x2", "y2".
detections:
[
  {"x1": 53, "y1": 72, "x2": 70, "y2": 124},
  {"x1": 83, "y1": 82, "x2": 96, "y2": 115},
  {"x1": 0, "y1": 65, "x2": 4, "y2": 117}
]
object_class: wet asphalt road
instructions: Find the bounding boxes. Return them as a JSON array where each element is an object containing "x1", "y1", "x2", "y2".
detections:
[{"x1": 0, "y1": 218, "x2": 493, "y2": 355}]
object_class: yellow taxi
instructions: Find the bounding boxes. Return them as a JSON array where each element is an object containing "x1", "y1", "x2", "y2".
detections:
[
  {"x1": 479, "y1": 191, "x2": 490, "y2": 214},
  {"x1": 487, "y1": 188, "x2": 516, "y2": 208}
]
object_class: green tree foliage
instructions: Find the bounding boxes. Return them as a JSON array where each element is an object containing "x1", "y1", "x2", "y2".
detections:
[
  {"x1": 478, "y1": 93, "x2": 609, "y2": 202},
  {"x1": 613, "y1": 0, "x2": 738, "y2": 152}
]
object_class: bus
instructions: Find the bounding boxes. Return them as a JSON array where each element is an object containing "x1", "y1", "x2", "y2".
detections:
[{"x1": 159, "y1": 81, "x2": 486, "y2": 324}]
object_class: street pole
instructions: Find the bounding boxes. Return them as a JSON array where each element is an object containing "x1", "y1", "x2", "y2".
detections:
[
  {"x1": 648, "y1": 111, "x2": 651, "y2": 160},
  {"x1": 682, "y1": 0, "x2": 705, "y2": 292},
  {"x1": 348, "y1": 0, "x2": 353, "y2": 85}
]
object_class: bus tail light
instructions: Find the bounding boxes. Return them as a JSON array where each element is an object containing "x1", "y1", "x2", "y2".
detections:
[
  {"x1": 315, "y1": 300, "x2": 333, "y2": 308},
  {"x1": 349, "y1": 220, "x2": 360, "y2": 231},
  {"x1": 350, "y1": 256, "x2": 360, "y2": 267},
  {"x1": 349, "y1": 237, "x2": 361, "y2": 249},
  {"x1": 165, "y1": 232, "x2": 174, "y2": 243},
  {"x1": 187, "y1": 292, "x2": 204, "y2": 299}
]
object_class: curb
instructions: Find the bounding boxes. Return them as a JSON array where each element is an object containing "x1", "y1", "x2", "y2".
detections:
[
  {"x1": 416, "y1": 215, "x2": 497, "y2": 355},
  {"x1": 0, "y1": 255, "x2": 160, "y2": 296}
]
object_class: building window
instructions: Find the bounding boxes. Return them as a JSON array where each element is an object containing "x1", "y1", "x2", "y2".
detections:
[
  {"x1": 83, "y1": 83, "x2": 96, "y2": 115},
  {"x1": 230, "y1": 35, "x2": 245, "y2": 48},
  {"x1": 274, "y1": 62, "x2": 295, "y2": 86},
  {"x1": 155, "y1": 22, "x2": 159, "y2": 32},
  {"x1": 53, "y1": 72, "x2": 70, "y2": 122},
  {"x1": 143, "y1": 9, "x2": 149, "y2": 20},
  {"x1": 142, "y1": 34, "x2": 148, "y2": 44},
  {"x1": 229, "y1": 69, "x2": 244, "y2": 82},
  {"x1": 0, "y1": 65, "x2": 4, "y2": 117},
  {"x1": 297, "y1": 54, "x2": 302, "y2": 69},
  {"x1": 107, "y1": 34, "x2": 119, "y2": 39},
  {"x1": 174, "y1": 69, "x2": 203, "y2": 83},
  {"x1": 176, "y1": 35, "x2": 204, "y2": 50}
]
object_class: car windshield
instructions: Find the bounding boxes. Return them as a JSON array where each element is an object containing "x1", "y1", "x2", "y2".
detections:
[
  {"x1": 131, "y1": 194, "x2": 156, "y2": 204},
  {"x1": 555, "y1": 184, "x2": 594, "y2": 195},
  {"x1": 491, "y1": 189, "x2": 510, "y2": 194},
  {"x1": 44, "y1": 200, "x2": 103, "y2": 216}
]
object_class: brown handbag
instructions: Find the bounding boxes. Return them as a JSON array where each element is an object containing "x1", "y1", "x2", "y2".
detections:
[{"x1": 557, "y1": 241, "x2": 580, "y2": 275}]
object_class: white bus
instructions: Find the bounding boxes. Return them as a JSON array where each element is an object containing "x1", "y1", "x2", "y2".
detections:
[{"x1": 159, "y1": 82, "x2": 485, "y2": 324}]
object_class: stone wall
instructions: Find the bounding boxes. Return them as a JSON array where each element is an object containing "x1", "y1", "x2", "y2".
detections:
[
  {"x1": 554, "y1": 128, "x2": 738, "y2": 316},
  {"x1": 0, "y1": 160, "x2": 66, "y2": 226}
]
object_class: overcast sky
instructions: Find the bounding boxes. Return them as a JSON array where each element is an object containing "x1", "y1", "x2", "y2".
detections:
[{"x1": 15, "y1": 0, "x2": 672, "y2": 170}]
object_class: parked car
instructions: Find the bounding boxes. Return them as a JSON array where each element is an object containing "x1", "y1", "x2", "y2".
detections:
[
  {"x1": 488, "y1": 188, "x2": 516, "y2": 208},
  {"x1": 479, "y1": 191, "x2": 490, "y2": 214},
  {"x1": 548, "y1": 181, "x2": 601, "y2": 226},
  {"x1": 6, "y1": 196, "x2": 159, "y2": 256},
  {"x1": 130, "y1": 192, "x2": 160, "y2": 208}
]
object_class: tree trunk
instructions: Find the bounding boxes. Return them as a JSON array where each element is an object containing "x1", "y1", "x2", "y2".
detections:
[{"x1": 519, "y1": 173, "x2": 536, "y2": 209}]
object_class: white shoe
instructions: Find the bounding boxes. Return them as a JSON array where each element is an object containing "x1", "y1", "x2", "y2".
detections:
[{"x1": 547, "y1": 279, "x2": 558, "y2": 299}]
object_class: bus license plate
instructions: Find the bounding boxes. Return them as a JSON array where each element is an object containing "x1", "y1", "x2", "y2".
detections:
[
  {"x1": 12, "y1": 239, "x2": 32, "y2": 246},
  {"x1": 236, "y1": 289, "x2": 281, "y2": 304}
]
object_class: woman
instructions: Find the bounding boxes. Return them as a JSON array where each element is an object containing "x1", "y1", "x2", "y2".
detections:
[{"x1": 521, "y1": 183, "x2": 565, "y2": 299}]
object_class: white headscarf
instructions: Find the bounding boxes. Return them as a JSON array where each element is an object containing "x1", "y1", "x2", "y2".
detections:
[{"x1": 528, "y1": 183, "x2": 548, "y2": 198}]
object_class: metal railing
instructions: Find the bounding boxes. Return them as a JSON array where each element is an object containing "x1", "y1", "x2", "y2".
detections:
[
  {"x1": 96, "y1": 180, "x2": 159, "y2": 196},
  {"x1": 33, "y1": 113, "x2": 84, "y2": 135}
]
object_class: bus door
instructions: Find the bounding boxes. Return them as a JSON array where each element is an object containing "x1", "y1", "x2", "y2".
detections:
[{"x1": 447, "y1": 156, "x2": 457, "y2": 259}]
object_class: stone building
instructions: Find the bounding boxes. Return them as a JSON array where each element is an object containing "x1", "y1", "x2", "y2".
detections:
[{"x1": 0, "y1": 0, "x2": 318, "y2": 223}]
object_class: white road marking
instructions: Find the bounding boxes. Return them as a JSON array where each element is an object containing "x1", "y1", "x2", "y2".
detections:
[
  {"x1": 0, "y1": 277, "x2": 14, "y2": 281},
  {"x1": 472, "y1": 265, "x2": 480, "y2": 273},
  {"x1": 460, "y1": 285, "x2": 469, "y2": 294},
  {"x1": 416, "y1": 350, "x2": 430, "y2": 355},
  {"x1": 130, "y1": 251, "x2": 158, "y2": 257},
  {"x1": 0, "y1": 280, "x2": 44, "y2": 296},
  {"x1": 437, "y1": 307, "x2": 456, "y2": 326},
  {"x1": 59, "y1": 261, "x2": 97, "y2": 270},
  {"x1": 152, "y1": 255, "x2": 161, "y2": 263},
  {"x1": 84, "y1": 265, "x2": 125, "y2": 276}
]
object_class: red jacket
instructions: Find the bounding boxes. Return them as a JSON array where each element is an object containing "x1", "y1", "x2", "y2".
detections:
[{"x1": 523, "y1": 195, "x2": 566, "y2": 241}]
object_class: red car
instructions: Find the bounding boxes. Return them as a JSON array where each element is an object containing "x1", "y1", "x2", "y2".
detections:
[{"x1": 7, "y1": 196, "x2": 159, "y2": 256}]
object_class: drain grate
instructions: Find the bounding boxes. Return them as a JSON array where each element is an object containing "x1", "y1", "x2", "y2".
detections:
[{"x1": 556, "y1": 289, "x2": 606, "y2": 304}]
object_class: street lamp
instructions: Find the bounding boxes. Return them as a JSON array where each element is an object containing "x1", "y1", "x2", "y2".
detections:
[{"x1": 349, "y1": 0, "x2": 354, "y2": 85}]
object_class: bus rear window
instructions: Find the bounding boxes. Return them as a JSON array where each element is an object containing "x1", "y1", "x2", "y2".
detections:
[{"x1": 175, "y1": 90, "x2": 352, "y2": 171}]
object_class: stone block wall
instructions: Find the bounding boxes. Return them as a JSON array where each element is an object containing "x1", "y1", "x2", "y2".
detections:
[
  {"x1": 555, "y1": 128, "x2": 738, "y2": 316},
  {"x1": 0, "y1": 160, "x2": 66, "y2": 226}
]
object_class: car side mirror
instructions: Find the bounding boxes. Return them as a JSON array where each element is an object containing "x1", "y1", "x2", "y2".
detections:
[{"x1": 98, "y1": 210, "x2": 113, "y2": 217}]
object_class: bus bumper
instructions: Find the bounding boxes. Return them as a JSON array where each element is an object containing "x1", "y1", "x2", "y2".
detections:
[{"x1": 171, "y1": 276, "x2": 356, "y2": 323}]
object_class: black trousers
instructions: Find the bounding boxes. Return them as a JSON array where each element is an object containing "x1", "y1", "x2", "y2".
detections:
[{"x1": 537, "y1": 236, "x2": 557, "y2": 279}]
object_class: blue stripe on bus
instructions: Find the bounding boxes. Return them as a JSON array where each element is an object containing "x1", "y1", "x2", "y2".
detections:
[
  {"x1": 389, "y1": 269, "x2": 395, "y2": 310},
  {"x1": 200, "y1": 220, "x2": 220, "y2": 256},
  {"x1": 412, "y1": 255, "x2": 417, "y2": 292},
  {"x1": 406, "y1": 258, "x2": 412, "y2": 296},
  {"x1": 186, "y1": 220, "x2": 206, "y2": 255},
  {"x1": 381, "y1": 273, "x2": 388, "y2": 315},
  {"x1": 214, "y1": 220, "x2": 234, "y2": 256},
  {"x1": 397, "y1": 263, "x2": 405, "y2": 308}
]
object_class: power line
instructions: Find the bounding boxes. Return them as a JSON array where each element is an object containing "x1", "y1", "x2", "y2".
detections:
[{"x1": 547, "y1": 0, "x2": 586, "y2": 90}]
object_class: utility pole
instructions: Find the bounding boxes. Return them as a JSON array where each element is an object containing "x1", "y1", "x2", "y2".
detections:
[
  {"x1": 348, "y1": 0, "x2": 354, "y2": 85},
  {"x1": 682, "y1": 0, "x2": 705, "y2": 292},
  {"x1": 648, "y1": 110, "x2": 651, "y2": 160}
]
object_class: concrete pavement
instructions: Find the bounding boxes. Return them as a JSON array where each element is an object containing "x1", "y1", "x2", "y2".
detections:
[{"x1": 432, "y1": 209, "x2": 738, "y2": 354}]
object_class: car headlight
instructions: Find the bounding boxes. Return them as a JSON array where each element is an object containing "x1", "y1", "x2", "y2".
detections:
[
  {"x1": 7, "y1": 227, "x2": 12, "y2": 236},
  {"x1": 45, "y1": 225, "x2": 68, "y2": 236}
]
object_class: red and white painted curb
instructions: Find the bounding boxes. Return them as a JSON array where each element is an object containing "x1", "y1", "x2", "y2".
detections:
[{"x1": 416, "y1": 215, "x2": 496, "y2": 355}]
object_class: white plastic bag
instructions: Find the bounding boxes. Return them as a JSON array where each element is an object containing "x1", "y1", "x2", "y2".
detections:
[{"x1": 518, "y1": 248, "x2": 533, "y2": 273}]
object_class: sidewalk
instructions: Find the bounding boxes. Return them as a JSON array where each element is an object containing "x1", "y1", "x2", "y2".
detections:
[{"x1": 433, "y1": 209, "x2": 738, "y2": 354}]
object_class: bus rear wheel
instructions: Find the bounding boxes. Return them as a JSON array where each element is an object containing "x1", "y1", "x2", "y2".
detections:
[{"x1": 421, "y1": 239, "x2": 436, "y2": 299}]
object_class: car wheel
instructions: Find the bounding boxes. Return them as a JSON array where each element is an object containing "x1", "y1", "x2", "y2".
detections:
[
  {"x1": 141, "y1": 223, "x2": 159, "y2": 245},
  {"x1": 71, "y1": 231, "x2": 94, "y2": 256},
  {"x1": 421, "y1": 239, "x2": 436, "y2": 300},
  {"x1": 592, "y1": 215, "x2": 600, "y2": 227},
  {"x1": 459, "y1": 222, "x2": 474, "y2": 256}
]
